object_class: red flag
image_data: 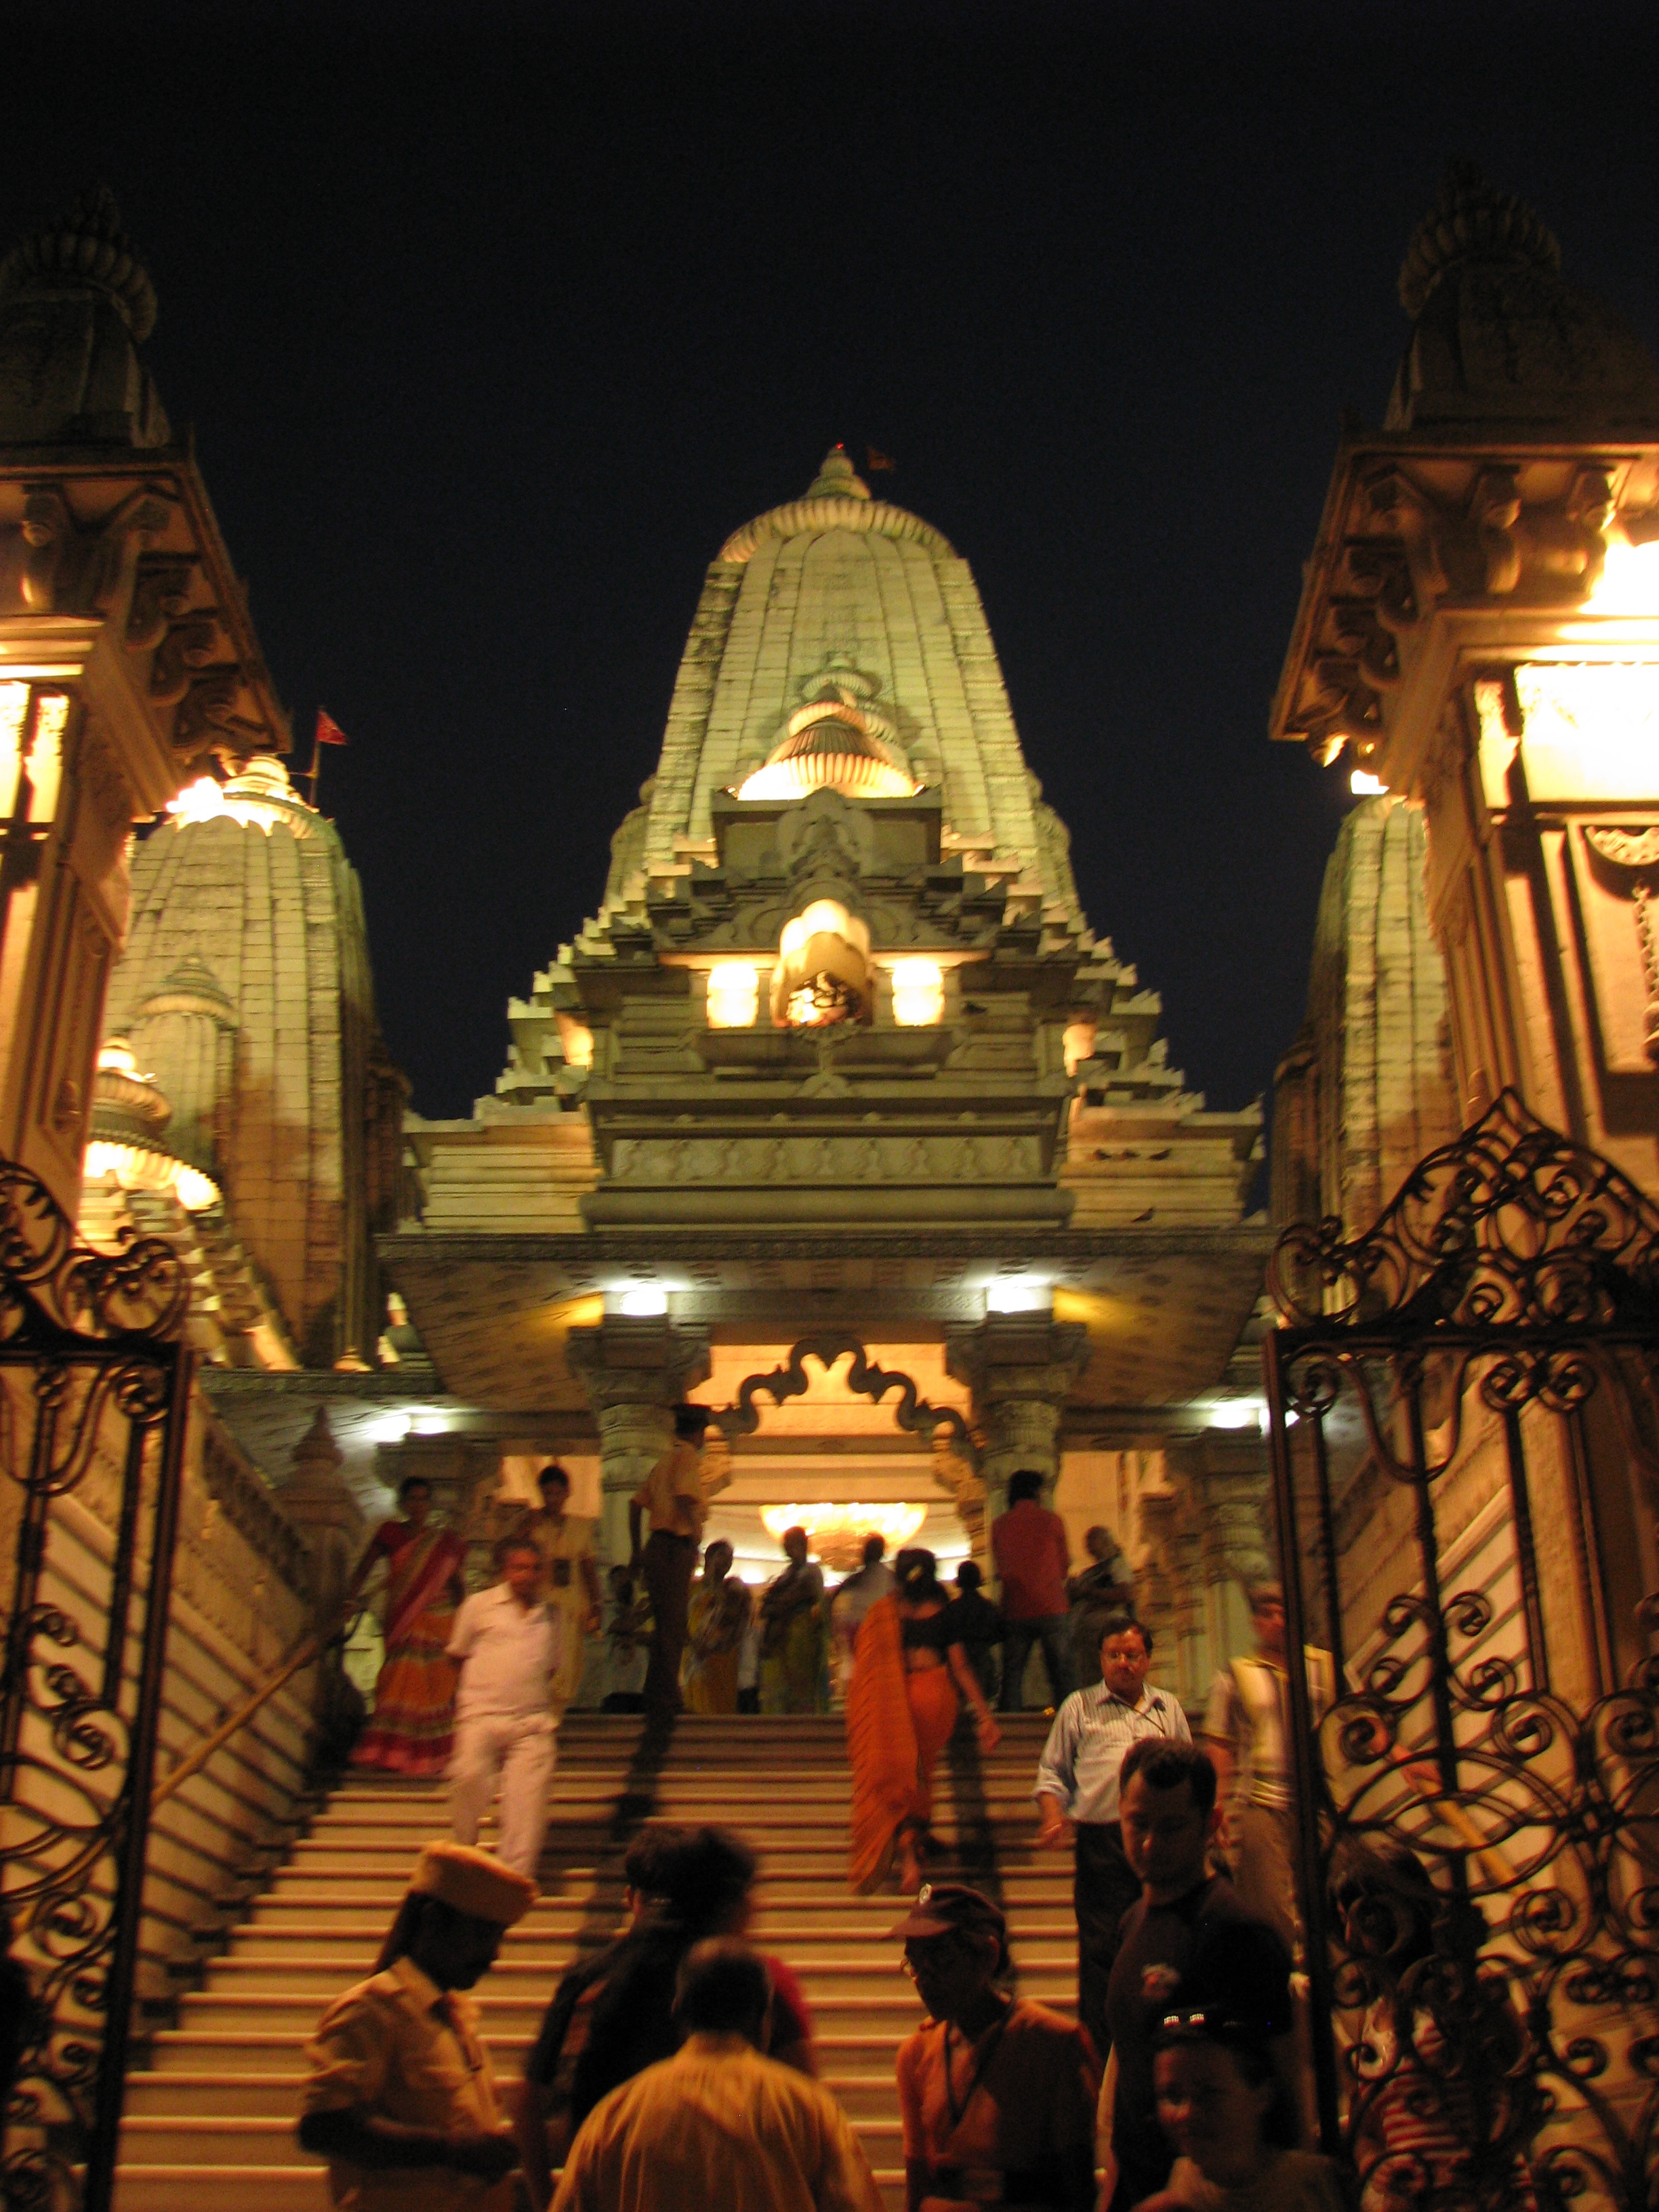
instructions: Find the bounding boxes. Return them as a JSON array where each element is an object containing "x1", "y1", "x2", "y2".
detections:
[
  {"x1": 865, "y1": 446, "x2": 897, "y2": 473},
  {"x1": 314, "y1": 708, "x2": 350, "y2": 748}
]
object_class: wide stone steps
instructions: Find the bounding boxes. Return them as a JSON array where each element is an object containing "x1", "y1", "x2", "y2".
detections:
[{"x1": 115, "y1": 1713, "x2": 1071, "y2": 2212}]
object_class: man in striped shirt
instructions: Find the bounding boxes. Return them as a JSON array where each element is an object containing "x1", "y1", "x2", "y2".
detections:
[{"x1": 1033, "y1": 1614, "x2": 1190, "y2": 2056}]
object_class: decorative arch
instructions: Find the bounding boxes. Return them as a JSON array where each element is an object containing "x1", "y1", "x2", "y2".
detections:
[{"x1": 710, "y1": 1330, "x2": 982, "y2": 1477}]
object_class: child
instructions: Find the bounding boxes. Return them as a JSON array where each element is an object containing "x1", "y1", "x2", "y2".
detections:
[
  {"x1": 1135, "y1": 2013, "x2": 1343, "y2": 2211},
  {"x1": 942, "y1": 1559, "x2": 1004, "y2": 1701},
  {"x1": 601, "y1": 1565, "x2": 650, "y2": 1711}
]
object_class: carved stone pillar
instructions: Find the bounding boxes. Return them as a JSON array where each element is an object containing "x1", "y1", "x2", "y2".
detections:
[
  {"x1": 276, "y1": 1406, "x2": 361, "y2": 1622},
  {"x1": 946, "y1": 1315, "x2": 1090, "y2": 1530},
  {"x1": 274, "y1": 1404, "x2": 364, "y2": 1747},
  {"x1": 566, "y1": 1319, "x2": 712, "y2": 1571},
  {"x1": 1186, "y1": 1440, "x2": 1275, "y2": 1673},
  {"x1": 567, "y1": 1319, "x2": 711, "y2": 1706}
]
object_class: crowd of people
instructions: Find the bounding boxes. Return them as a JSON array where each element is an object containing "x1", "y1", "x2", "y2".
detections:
[
  {"x1": 312, "y1": 1429, "x2": 1513, "y2": 2209},
  {"x1": 296, "y1": 1765, "x2": 1357, "y2": 2211}
]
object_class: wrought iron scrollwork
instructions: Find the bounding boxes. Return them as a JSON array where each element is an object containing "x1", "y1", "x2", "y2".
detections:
[
  {"x1": 1269, "y1": 1088, "x2": 1659, "y2": 1336},
  {"x1": 0, "y1": 1156, "x2": 192, "y2": 2212},
  {"x1": 1265, "y1": 1094, "x2": 1659, "y2": 2209}
]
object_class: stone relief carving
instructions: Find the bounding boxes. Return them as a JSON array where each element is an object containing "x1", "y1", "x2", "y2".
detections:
[
  {"x1": 125, "y1": 552, "x2": 199, "y2": 652},
  {"x1": 609, "y1": 1131, "x2": 1040, "y2": 1183},
  {"x1": 10, "y1": 481, "x2": 172, "y2": 617}
]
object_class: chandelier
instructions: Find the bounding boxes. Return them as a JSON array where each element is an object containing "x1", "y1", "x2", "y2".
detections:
[{"x1": 759, "y1": 1500, "x2": 928, "y2": 1572}]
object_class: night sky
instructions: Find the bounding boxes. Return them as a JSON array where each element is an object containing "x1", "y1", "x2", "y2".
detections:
[{"x1": 8, "y1": 3, "x2": 1659, "y2": 1157}]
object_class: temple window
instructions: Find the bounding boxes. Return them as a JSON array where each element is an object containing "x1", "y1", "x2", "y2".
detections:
[
  {"x1": 772, "y1": 899, "x2": 872, "y2": 1026},
  {"x1": 890, "y1": 959, "x2": 945, "y2": 1026},
  {"x1": 706, "y1": 961, "x2": 760, "y2": 1028}
]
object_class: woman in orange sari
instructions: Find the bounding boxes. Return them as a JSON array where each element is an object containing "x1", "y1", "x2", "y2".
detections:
[
  {"x1": 348, "y1": 1475, "x2": 468, "y2": 1775},
  {"x1": 846, "y1": 1549, "x2": 1000, "y2": 1894}
]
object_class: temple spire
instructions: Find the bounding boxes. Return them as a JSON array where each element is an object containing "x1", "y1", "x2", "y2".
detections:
[
  {"x1": 0, "y1": 186, "x2": 168, "y2": 445},
  {"x1": 0, "y1": 185, "x2": 158, "y2": 335},
  {"x1": 1397, "y1": 159, "x2": 1560, "y2": 318},
  {"x1": 804, "y1": 444, "x2": 871, "y2": 501},
  {"x1": 1385, "y1": 160, "x2": 1659, "y2": 433}
]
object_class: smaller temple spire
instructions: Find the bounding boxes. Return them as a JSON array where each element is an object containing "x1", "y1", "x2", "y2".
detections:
[
  {"x1": 0, "y1": 185, "x2": 158, "y2": 340},
  {"x1": 1385, "y1": 160, "x2": 1659, "y2": 434},
  {"x1": 0, "y1": 185, "x2": 169, "y2": 445},
  {"x1": 1397, "y1": 160, "x2": 1560, "y2": 319},
  {"x1": 805, "y1": 445, "x2": 872, "y2": 501}
]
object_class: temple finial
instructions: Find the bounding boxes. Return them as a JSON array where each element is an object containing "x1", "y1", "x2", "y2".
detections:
[
  {"x1": 805, "y1": 445, "x2": 871, "y2": 501},
  {"x1": 1398, "y1": 160, "x2": 1561, "y2": 319},
  {"x1": 0, "y1": 185, "x2": 158, "y2": 340}
]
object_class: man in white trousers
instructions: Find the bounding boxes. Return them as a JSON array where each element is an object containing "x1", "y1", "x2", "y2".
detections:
[{"x1": 447, "y1": 1537, "x2": 563, "y2": 1878}]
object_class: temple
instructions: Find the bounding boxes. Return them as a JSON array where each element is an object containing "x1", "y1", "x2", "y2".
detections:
[
  {"x1": 8, "y1": 167, "x2": 1659, "y2": 2212},
  {"x1": 385, "y1": 439, "x2": 1271, "y2": 1677}
]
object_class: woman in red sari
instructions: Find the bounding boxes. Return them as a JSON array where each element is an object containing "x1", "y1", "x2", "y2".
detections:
[
  {"x1": 348, "y1": 1475, "x2": 468, "y2": 1775},
  {"x1": 846, "y1": 1549, "x2": 1000, "y2": 1894}
]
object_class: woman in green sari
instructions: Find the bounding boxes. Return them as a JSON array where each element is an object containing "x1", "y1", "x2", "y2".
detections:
[{"x1": 758, "y1": 1525, "x2": 829, "y2": 1714}]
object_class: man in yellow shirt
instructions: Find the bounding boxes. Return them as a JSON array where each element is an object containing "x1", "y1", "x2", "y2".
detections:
[
  {"x1": 627, "y1": 1404, "x2": 711, "y2": 1728},
  {"x1": 298, "y1": 1843, "x2": 536, "y2": 2212},
  {"x1": 552, "y1": 1939, "x2": 881, "y2": 2212}
]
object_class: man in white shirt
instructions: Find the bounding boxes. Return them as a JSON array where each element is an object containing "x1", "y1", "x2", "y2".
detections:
[
  {"x1": 1033, "y1": 1612, "x2": 1191, "y2": 2056},
  {"x1": 447, "y1": 1538, "x2": 564, "y2": 1877}
]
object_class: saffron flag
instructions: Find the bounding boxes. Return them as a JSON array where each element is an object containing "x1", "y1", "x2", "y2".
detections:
[
  {"x1": 314, "y1": 708, "x2": 350, "y2": 748},
  {"x1": 865, "y1": 446, "x2": 897, "y2": 473}
]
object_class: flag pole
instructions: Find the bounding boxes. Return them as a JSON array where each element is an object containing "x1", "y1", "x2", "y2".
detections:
[{"x1": 307, "y1": 727, "x2": 323, "y2": 808}]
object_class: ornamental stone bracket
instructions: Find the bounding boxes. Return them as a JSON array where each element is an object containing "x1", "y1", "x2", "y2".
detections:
[{"x1": 945, "y1": 1315, "x2": 1090, "y2": 1521}]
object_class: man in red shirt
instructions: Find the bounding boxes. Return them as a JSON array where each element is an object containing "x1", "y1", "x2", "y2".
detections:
[{"x1": 990, "y1": 1469, "x2": 1074, "y2": 1711}]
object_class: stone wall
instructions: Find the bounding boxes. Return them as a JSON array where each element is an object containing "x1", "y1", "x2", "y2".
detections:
[{"x1": 5, "y1": 1378, "x2": 325, "y2": 2028}]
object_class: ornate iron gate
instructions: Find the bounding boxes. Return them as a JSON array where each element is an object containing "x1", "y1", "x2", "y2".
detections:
[
  {"x1": 0, "y1": 1161, "x2": 192, "y2": 2212},
  {"x1": 1263, "y1": 1093, "x2": 1659, "y2": 2211}
]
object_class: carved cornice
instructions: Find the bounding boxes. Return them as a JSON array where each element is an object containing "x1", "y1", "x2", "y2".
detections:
[
  {"x1": 1270, "y1": 439, "x2": 1656, "y2": 771},
  {"x1": 0, "y1": 457, "x2": 291, "y2": 780}
]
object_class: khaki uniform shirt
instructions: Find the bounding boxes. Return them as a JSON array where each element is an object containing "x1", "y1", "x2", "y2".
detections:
[
  {"x1": 301, "y1": 1956, "x2": 510, "y2": 2212},
  {"x1": 551, "y1": 2032, "x2": 883, "y2": 2212},
  {"x1": 630, "y1": 1438, "x2": 705, "y2": 1542}
]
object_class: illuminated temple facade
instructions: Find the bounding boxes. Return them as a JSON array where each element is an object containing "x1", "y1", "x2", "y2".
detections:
[{"x1": 381, "y1": 443, "x2": 1272, "y2": 1688}]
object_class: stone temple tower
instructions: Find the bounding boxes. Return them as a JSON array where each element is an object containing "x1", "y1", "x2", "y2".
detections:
[
  {"x1": 390, "y1": 449, "x2": 1274, "y2": 1694},
  {"x1": 96, "y1": 756, "x2": 407, "y2": 1369}
]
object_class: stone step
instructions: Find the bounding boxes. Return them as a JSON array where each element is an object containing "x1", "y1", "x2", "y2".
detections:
[
  {"x1": 171, "y1": 1987, "x2": 1068, "y2": 2034},
  {"x1": 123, "y1": 2066, "x2": 907, "y2": 2125},
  {"x1": 271, "y1": 1831, "x2": 1060, "y2": 1870},
  {"x1": 110, "y1": 2165, "x2": 907, "y2": 2212},
  {"x1": 141, "y1": 2028, "x2": 918, "y2": 2075},
  {"x1": 188, "y1": 1952, "x2": 1078, "y2": 1998},
  {"x1": 238, "y1": 1883, "x2": 1071, "y2": 1931},
  {"x1": 223, "y1": 1912, "x2": 1077, "y2": 1956},
  {"x1": 300, "y1": 1799, "x2": 1042, "y2": 1837},
  {"x1": 118, "y1": 2112, "x2": 909, "y2": 2168}
]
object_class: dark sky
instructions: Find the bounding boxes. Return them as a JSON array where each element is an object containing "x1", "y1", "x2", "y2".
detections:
[{"x1": 8, "y1": 3, "x2": 1659, "y2": 1145}]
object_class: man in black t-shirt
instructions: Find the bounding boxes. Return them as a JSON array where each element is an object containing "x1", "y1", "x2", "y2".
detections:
[
  {"x1": 1102, "y1": 1740, "x2": 1294, "y2": 2212},
  {"x1": 942, "y1": 1561, "x2": 1004, "y2": 1700}
]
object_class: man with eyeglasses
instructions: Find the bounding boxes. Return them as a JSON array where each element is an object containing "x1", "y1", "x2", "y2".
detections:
[{"x1": 892, "y1": 1883, "x2": 1097, "y2": 2212}]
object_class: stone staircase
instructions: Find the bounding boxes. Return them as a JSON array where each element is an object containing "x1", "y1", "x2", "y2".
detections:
[{"x1": 116, "y1": 1711, "x2": 1072, "y2": 2212}]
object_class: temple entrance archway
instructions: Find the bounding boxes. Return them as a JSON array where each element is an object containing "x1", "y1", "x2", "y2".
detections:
[{"x1": 694, "y1": 1333, "x2": 983, "y2": 1581}]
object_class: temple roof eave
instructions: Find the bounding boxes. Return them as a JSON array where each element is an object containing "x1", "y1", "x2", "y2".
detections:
[{"x1": 377, "y1": 1223, "x2": 1273, "y2": 1418}]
